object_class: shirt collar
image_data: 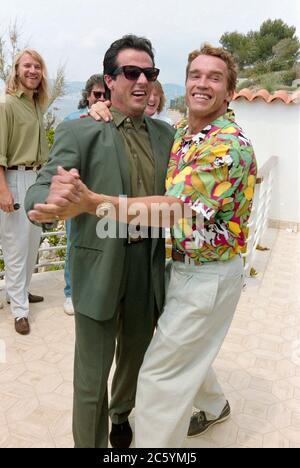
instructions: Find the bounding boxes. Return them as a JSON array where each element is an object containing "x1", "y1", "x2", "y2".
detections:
[
  {"x1": 110, "y1": 107, "x2": 145, "y2": 130},
  {"x1": 178, "y1": 109, "x2": 236, "y2": 143},
  {"x1": 15, "y1": 89, "x2": 38, "y2": 103},
  {"x1": 15, "y1": 89, "x2": 25, "y2": 98}
]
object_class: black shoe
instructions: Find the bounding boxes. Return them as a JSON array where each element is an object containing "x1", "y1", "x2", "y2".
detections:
[
  {"x1": 188, "y1": 401, "x2": 231, "y2": 437},
  {"x1": 109, "y1": 420, "x2": 133, "y2": 448},
  {"x1": 28, "y1": 293, "x2": 44, "y2": 303}
]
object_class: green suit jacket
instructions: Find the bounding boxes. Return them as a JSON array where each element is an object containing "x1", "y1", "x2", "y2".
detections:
[{"x1": 25, "y1": 116, "x2": 175, "y2": 321}]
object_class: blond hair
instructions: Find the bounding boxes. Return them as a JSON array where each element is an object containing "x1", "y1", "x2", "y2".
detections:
[
  {"x1": 153, "y1": 80, "x2": 166, "y2": 114},
  {"x1": 186, "y1": 43, "x2": 237, "y2": 95},
  {"x1": 6, "y1": 48, "x2": 49, "y2": 110}
]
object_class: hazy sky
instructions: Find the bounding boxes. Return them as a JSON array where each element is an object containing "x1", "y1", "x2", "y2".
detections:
[{"x1": 1, "y1": 0, "x2": 299, "y2": 84}]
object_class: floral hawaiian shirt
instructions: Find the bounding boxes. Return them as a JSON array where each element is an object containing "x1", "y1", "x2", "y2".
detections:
[{"x1": 165, "y1": 110, "x2": 257, "y2": 263}]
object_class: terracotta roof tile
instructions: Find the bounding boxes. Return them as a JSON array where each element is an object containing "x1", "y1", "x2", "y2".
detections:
[
  {"x1": 233, "y1": 88, "x2": 253, "y2": 101},
  {"x1": 253, "y1": 89, "x2": 271, "y2": 102},
  {"x1": 269, "y1": 90, "x2": 291, "y2": 103},
  {"x1": 233, "y1": 88, "x2": 299, "y2": 105},
  {"x1": 291, "y1": 91, "x2": 300, "y2": 103}
]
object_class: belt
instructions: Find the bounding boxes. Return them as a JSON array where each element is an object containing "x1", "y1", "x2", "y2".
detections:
[
  {"x1": 172, "y1": 251, "x2": 203, "y2": 266},
  {"x1": 128, "y1": 235, "x2": 145, "y2": 244},
  {"x1": 7, "y1": 165, "x2": 42, "y2": 171}
]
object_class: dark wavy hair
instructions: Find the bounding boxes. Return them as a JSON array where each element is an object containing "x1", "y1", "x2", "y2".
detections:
[
  {"x1": 78, "y1": 74, "x2": 105, "y2": 109},
  {"x1": 103, "y1": 35, "x2": 155, "y2": 87}
]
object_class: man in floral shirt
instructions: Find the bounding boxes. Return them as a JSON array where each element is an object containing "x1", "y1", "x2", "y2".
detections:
[
  {"x1": 166, "y1": 105, "x2": 256, "y2": 264},
  {"x1": 27, "y1": 44, "x2": 257, "y2": 448},
  {"x1": 133, "y1": 44, "x2": 257, "y2": 447}
]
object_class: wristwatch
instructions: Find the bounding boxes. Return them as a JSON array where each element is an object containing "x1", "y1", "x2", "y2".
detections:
[{"x1": 95, "y1": 201, "x2": 114, "y2": 219}]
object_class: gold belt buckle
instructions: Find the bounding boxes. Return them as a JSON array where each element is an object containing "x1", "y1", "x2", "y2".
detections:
[{"x1": 128, "y1": 234, "x2": 144, "y2": 244}]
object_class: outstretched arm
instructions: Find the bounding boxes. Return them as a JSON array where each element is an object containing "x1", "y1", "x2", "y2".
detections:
[{"x1": 28, "y1": 174, "x2": 191, "y2": 228}]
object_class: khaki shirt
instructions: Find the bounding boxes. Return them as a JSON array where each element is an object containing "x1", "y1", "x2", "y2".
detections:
[
  {"x1": 0, "y1": 90, "x2": 49, "y2": 168},
  {"x1": 111, "y1": 107, "x2": 155, "y2": 197}
]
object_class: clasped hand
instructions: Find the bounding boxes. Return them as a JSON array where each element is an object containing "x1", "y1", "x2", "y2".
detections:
[{"x1": 28, "y1": 166, "x2": 89, "y2": 223}]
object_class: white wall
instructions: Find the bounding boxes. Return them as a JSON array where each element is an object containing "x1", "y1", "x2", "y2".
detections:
[{"x1": 231, "y1": 99, "x2": 300, "y2": 224}]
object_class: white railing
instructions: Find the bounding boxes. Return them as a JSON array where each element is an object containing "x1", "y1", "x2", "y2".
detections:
[
  {"x1": 35, "y1": 230, "x2": 67, "y2": 270},
  {"x1": 0, "y1": 229, "x2": 67, "y2": 278},
  {"x1": 242, "y1": 155, "x2": 278, "y2": 276}
]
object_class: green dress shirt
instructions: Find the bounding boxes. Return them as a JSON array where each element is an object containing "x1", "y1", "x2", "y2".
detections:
[
  {"x1": 111, "y1": 107, "x2": 155, "y2": 197},
  {"x1": 0, "y1": 90, "x2": 49, "y2": 168}
]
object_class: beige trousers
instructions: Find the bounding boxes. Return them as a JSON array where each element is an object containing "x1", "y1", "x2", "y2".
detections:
[
  {"x1": 0, "y1": 169, "x2": 41, "y2": 318},
  {"x1": 135, "y1": 255, "x2": 244, "y2": 448}
]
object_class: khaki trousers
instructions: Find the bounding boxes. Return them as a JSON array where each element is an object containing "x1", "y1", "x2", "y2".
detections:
[{"x1": 135, "y1": 255, "x2": 244, "y2": 448}]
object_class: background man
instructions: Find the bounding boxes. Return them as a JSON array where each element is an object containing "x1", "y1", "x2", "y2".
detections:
[
  {"x1": 64, "y1": 73, "x2": 106, "y2": 121},
  {"x1": 25, "y1": 35, "x2": 175, "y2": 448},
  {"x1": 0, "y1": 48, "x2": 49, "y2": 335}
]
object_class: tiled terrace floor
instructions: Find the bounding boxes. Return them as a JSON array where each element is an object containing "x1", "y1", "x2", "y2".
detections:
[{"x1": 0, "y1": 228, "x2": 299, "y2": 448}]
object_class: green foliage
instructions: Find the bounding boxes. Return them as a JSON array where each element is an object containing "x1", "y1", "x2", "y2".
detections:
[
  {"x1": 46, "y1": 228, "x2": 67, "y2": 248},
  {"x1": 253, "y1": 19, "x2": 297, "y2": 65},
  {"x1": 220, "y1": 31, "x2": 250, "y2": 69},
  {"x1": 45, "y1": 264, "x2": 64, "y2": 272},
  {"x1": 256, "y1": 74, "x2": 278, "y2": 93},
  {"x1": 220, "y1": 19, "x2": 299, "y2": 71},
  {"x1": 43, "y1": 225, "x2": 67, "y2": 267},
  {"x1": 236, "y1": 80, "x2": 255, "y2": 91},
  {"x1": 46, "y1": 128, "x2": 55, "y2": 149},
  {"x1": 169, "y1": 96, "x2": 187, "y2": 115},
  {"x1": 0, "y1": 256, "x2": 4, "y2": 273},
  {"x1": 281, "y1": 68, "x2": 297, "y2": 86},
  {"x1": 248, "y1": 61, "x2": 270, "y2": 76},
  {"x1": 220, "y1": 18, "x2": 299, "y2": 90},
  {"x1": 259, "y1": 19, "x2": 296, "y2": 42},
  {"x1": 56, "y1": 249, "x2": 66, "y2": 261},
  {"x1": 271, "y1": 38, "x2": 300, "y2": 70}
]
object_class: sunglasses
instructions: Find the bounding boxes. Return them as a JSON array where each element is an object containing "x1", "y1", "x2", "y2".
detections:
[
  {"x1": 112, "y1": 65, "x2": 160, "y2": 82},
  {"x1": 92, "y1": 91, "x2": 106, "y2": 99}
]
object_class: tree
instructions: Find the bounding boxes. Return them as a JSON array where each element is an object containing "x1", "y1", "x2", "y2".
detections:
[
  {"x1": 169, "y1": 96, "x2": 187, "y2": 115},
  {"x1": 0, "y1": 20, "x2": 66, "y2": 111},
  {"x1": 271, "y1": 37, "x2": 300, "y2": 70},
  {"x1": 0, "y1": 21, "x2": 21, "y2": 82},
  {"x1": 220, "y1": 32, "x2": 253, "y2": 69},
  {"x1": 220, "y1": 19, "x2": 299, "y2": 73},
  {"x1": 259, "y1": 19, "x2": 296, "y2": 42}
]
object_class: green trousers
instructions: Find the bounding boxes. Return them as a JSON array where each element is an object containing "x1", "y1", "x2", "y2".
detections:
[{"x1": 73, "y1": 240, "x2": 159, "y2": 448}]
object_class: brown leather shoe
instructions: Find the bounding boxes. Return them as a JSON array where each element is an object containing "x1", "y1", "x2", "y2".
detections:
[
  {"x1": 28, "y1": 293, "x2": 44, "y2": 303},
  {"x1": 15, "y1": 317, "x2": 30, "y2": 335}
]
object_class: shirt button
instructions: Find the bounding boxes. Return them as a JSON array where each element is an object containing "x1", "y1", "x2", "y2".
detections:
[{"x1": 126, "y1": 118, "x2": 131, "y2": 123}]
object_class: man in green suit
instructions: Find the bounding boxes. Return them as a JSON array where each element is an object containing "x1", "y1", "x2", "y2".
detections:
[{"x1": 25, "y1": 35, "x2": 175, "y2": 448}]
